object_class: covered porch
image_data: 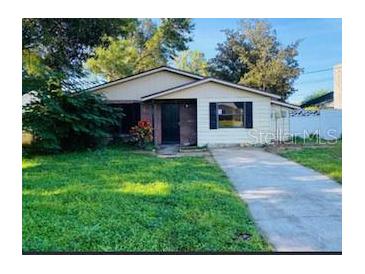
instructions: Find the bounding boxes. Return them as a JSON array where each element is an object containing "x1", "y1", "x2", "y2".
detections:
[{"x1": 141, "y1": 99, "x2": 197, "y2": 147}]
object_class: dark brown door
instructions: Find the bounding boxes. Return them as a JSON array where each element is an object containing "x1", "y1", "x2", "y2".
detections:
[{"x1": 161, "y1": 103, "x2": 180, "y2": 144}]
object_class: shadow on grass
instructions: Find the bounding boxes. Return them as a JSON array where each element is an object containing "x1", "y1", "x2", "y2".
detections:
[{"x1": 22, "y1": 147, "x2": 271, "y2": 252}]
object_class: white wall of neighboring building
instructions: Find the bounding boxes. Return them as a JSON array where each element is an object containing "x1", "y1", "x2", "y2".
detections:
[
  {"x1": 97, "y1": 71, "x2": 197, "y2": 101},
  {"x1": 157, "y1": 82, "x2": 274, "y2": 146},
  {"x1": 333, "y1": 64, "x2": 342, "y2": 109}
]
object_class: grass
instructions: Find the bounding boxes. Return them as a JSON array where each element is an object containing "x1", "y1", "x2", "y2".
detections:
[
  {"x1": 22, "y1": 146, "x2": 270, "y2": 253},
  {"x1": 279, "y1": 141, "x2": 342, "y2": 183}
]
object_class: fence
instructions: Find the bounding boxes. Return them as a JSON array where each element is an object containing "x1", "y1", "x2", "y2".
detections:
[{"x1": 290, "y1": 109, "x2": 342, "y2": 140}]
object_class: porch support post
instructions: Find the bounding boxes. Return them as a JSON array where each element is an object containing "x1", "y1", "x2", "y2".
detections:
[{"x1": 151, "y1": 100, "x2": 156, "y2": 145}]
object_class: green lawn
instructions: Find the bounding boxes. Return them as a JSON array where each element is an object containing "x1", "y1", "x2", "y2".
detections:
[
  {"x1": 23, "y1": 146, "x2": 270, "y2": 252},
  {"x1": 279, "y1": 141, "x2": 342, "y2": 183}
]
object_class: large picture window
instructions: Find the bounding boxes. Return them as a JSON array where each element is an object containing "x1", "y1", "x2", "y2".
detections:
[{"x1": 217, "y1": 102, "x2": 244, "y2": 128}]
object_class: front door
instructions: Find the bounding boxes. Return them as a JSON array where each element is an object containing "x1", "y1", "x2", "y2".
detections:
[{"x1": 161, "y1": 103, "x2": 180, "y2": 144}]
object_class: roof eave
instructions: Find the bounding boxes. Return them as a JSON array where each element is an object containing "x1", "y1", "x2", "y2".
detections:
[
  {"x1": 209, "y1": 78, "x2": 281, "y2": 99},
  {"x1": 142, "y1": 78, "x2": 281, "y2": 101},
  {"x1": 271, "y1": 100, "x2": 301, "y2": 109},
  {"x1": 87, "y1": 66, "x2": 204, "y2": 92}
]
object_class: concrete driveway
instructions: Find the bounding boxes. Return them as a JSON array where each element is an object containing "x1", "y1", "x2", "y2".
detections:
[{"x1": 211, "y1": 147, "x2": 342, "y2": 252}]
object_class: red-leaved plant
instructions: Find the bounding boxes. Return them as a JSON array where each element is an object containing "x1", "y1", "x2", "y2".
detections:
[{"x1": 130, "y1": 120, "x2": 153, "y2": 148}]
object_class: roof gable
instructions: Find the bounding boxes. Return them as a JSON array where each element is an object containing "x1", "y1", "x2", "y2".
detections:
[
  {"x1": 95, "y1": 69, "x2": 199, "y2": 101},
  {"x1": 141, "y1": 78, "x2": 281, "y2": 100},
  {"x1": 85, "y1": 66, "x2": 292, "y2": 103},
  {"x1": 87, "y1": 66, "x2": 203, "y2": 92}
]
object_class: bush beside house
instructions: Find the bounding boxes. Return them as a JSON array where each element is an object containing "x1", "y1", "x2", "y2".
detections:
[
  {"x1": 22, "y1": 90, "x2": 123, "y2": 153},
  {"x1": 130, "y1": 120, "x2": 153, "y2": 149}
]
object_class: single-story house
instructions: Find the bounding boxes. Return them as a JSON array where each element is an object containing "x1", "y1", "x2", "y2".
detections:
[{"x1": 89, "y1": 66, "x2": 299, "y2": 147}]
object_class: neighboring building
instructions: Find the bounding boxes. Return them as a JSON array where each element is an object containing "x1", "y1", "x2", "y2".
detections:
[
  {"x1": 333, "y1": 64, "x2": 342, "y2": 109},
  {"x1": 89, "y1": 66, "x2": 299, "y2": 147},
  {"x1": 300, "y1": 64, "x2": 342, "y2": 110},
  {"x1": 300, "y1": 91, "x2": 334, "y2": 109}
]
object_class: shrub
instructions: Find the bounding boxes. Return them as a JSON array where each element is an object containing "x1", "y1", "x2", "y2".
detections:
[
  {"x1": 130, "y1": 120, "x2": 153, "y2": 149},
  {"x1": 22, "y1": 90, "x2": 123, "y2": 153}
]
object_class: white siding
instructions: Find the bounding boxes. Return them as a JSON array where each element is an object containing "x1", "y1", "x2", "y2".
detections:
[
  {"x1": 271, "y1": 104, "x2": 290, "y2": 141},
  {"x1": 158, "y1": 82, "x2": 273, "y2": 146},
  {"x1": 97, "y1": 71, "x2": 196, "y2": 101}
]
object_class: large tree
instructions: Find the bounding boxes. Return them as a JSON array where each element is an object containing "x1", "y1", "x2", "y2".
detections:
[
  {"x1": 22, "y1": 18, "x2": 137, "y2": 93},
  {"x1": 208, "y1": 30, "x2": 248, "y2": 83},
  {"x1": 209, "y1": 20, "x2": 301, "y2": 99},
  {"x1": 86, "y1": 19, "x2": 194, "y2": 81},
  {"x1": 174, "y1": 50, "x2": 209, "y2": 76},
  {"x1": 22, "y1": 19, "x2": 136, "y2": 152}
]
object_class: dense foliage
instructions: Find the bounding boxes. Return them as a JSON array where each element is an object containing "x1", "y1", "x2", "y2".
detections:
[
  {"x1": 22, "y1": 19, "x2": 134, "y2": 153},
  {"x1": 174, "y1": 50, "x2": 209, "y2": 76},
  {"x1": 23, "y1": 91, "x2": 123, "y2": 153},
  {"x1": 22, "y1": 18, "x2": 137, "y2": 93},
  {"x1": 86, "y1": 19, "x2": 194, "y2": 80},
  {"x1": 208, "y1": 30, "x2": 248, "y2": 82}
]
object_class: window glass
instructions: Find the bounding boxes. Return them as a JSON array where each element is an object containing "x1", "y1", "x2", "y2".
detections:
[{"x1": 217, "y1": 103, "x2": 244, "y2": 128}]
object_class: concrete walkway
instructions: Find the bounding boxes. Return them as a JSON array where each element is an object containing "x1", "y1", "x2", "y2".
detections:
[
  {"x1": 157, "y1": 144, "x2": 180, "y2": 156},
  {"x1": 211, "y1": 147, "x2": 342, "y2": 252}
]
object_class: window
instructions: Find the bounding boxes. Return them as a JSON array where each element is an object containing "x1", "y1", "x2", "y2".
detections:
[
  {"x1": 209, "y1": 102, "x2": 253, "y2": 129},
  {"x1": 217, "y1": 102, "x2": 244, "y2": 128},
  {"x1": 281, "y1": 110, "x2": 288, "y2": 118},
  {"x1": 112, "y1": 103, "x2": 140, "y2": 134},
  {"x1": 271, "y1": 108, "x2": 288, "y2": 119}
]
